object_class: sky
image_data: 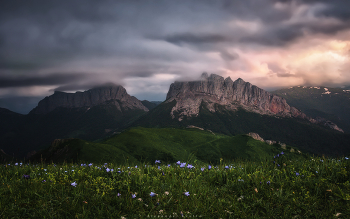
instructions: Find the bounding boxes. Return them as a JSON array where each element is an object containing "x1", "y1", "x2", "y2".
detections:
[{"x1": 1, "y1": 0, "x2": 350, "y2": 114}]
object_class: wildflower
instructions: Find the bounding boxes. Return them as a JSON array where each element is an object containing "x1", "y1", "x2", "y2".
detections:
[
  {"x1": 111, "y1": 169, "x2": 114, "y2": 172},
  {"x1": 135, "y1": 165, "x2": 138, "y2": 168},
  {"x1": 201, "y1": 167, "x2": 205, "y2": 171},
  {"x1": 277, "y1": 154, "x2": 279, "y2": 157},
  {"x1": 104, "y1": 163, "x2": 107, "y2": 165},
  {"x1": 237, "y1": 195, "x2": 244, "y2": 201},
  {"x1": 316, "y1": 171, "x2": 318, "y2": 173},
  {"x1": 106, "y1": 168, "x2": 110, "y2": 172},
  {"x1": 71, "y1": 170, "x2": 74, "y2": 171},
  {"x1": 117, "y1": 193, "x2": 121, "y2": 197},
  {"x1": 132, "y1": 194, "x2": 136, "y2": 198},
  {"x1": 22, "y1": 174, "x2": 30, "y2": 179},
  {"x1": 187, "y1": 164, "x2": 194, "y2": 169},
  {"x1": 225, "y1": 166, "x2": 229, "y2": 169},
  {"x1": 345, "y1": 157, "x2": 349, "y2": 160},
  {"x1": 267, "y1": 181, "x2": 271, "y2": 185},
  {"x1": 184, "y1": 192, "x2": 190, "y2": 196},
  {"x1": 180, "y1": 163, "x2": 186, "y2": 168},
  {"x1": 208, "y1": 165, "x2": 212, "y2": 170},
  {"x1": 280, "y1": 151, "x2": 284, "y2": 155},
  {"x1": 155, "y1": 160, "x2": 161, "y2": 164},
  {"x1": 164, "y1": 191, "x2": 169, "y2": 195},
  {"x1": 138, "y1": 198, "x2": 143, "y2": 202},
  {"x1": 159, "y1": 210, "x2": 164, "y2": 214},
  {"x1": 15, "y1": 163, "x2": 18, "y2": 165},
  {"x1": 150, "y1": 192, "x2": 157, "y2": 197},
  {"x1": 296, "y1": 172, "x2": 300, "y2": 176},
  {"x1": 162, "y1": 172, "x2": 165, "y2": 176},
  {"x1": 158, "y1": 166, "x2": 161, "y2": 169},
  {"x1": 238, "y1": 179, "x2": 244, "y2": 182},
  {"x1": 42, "y1": 180, "x2": 46, "y2": 182},
  {"x1": 277, "y1": 164, "x2": 280, "y2": 167},
  {"x1": 71, "y1": 181, "x2": 77, "y2": 187},
  {"x1": 168, "y1": 164, "x2": 171, "y2": 167},
  {"x1": 117, "y1": 171, "x2": 121, "y2": 173},
  {"x1": 88, "y1": 163, "x2": 92, "y2": 167}
]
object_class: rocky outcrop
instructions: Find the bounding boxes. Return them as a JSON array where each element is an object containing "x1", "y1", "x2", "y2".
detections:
[
  {"x1": 165, "y1": 73, "x2": 343, "y2": 132},
  {"x1": 30, "y1": 83, "x2": 148, "y2": 114},
  {"x1": 166, "y1": 73, "x2": 307, "y2": 120},
  {"x1": 247, "y1": 132, "x2": 264, "y2": 142}
]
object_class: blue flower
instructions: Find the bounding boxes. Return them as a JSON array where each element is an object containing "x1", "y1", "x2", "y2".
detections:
[
  {"x1": 345, "y1": 157, "x2": 349, "y2": 160},
  {"x1": 15, "y1": 163, "x2": 18, "y2": 166},
  {"x1": 71, "y1": 181, "x2": 77, "y2": 187},
  {"x1": 225, "y1": 166, "x2": 229, "y2": 169},
  {"x1": 155, "y1": 160, "x2": 161, "y2": 164},
  {"x1": 277, "y1": 164, "x2": 280, "y2": 167},
  {"x1": 117, "y1": 193, "x2": 121, "y2": 197},
  {"x1": 208, "y1": 165, "x2": 212, "y2": 170},
  {"x1": 184, "y1": 192, "x2": 190, "y2": 196},
  {"x1": 187, "y1": 164, "x2": 194, "y2": 169},
  {"x1": 135, "y1": 165, "x2": 138, "y2": 168},
  {"x1": 277, "y1": 154, "x2": 280, "y2": 157},
  {"x1": 104, "y1": 163, "x2": 107, "y2": 165},
  {"x1": 132, "y1": 194, "x2": 136, "y2": 198},
  {"x1": 316, "y1": 171, "x2": 318, "y2": 173},
  {"x1": 106, "y1": 168, "x2": 110, "y2": 172},
  {"x1": 280, "y1": 151, "x2": 284, "y2": 155},
  {"x1": 201, "y1": 167, "x2": 205, "y2": 171},
  {"x1": 150, "y1": 192, "x2": 157, "y2": 197},
  {"x1": 158, "y1": 166, "x2": 161, "y2": 169},
  {"x1": 176, "y1": 161, "x2": 181, "y2": 165},
  {"x1": 168, "y1": 164, "x2": 171, "y2": 167},
  {"x1": 88, "y1": 163, "x2": 92, "y2": 167},
  {"x1": 180, "y1": 163, "x2": 186, "y2": 168},
  {"x1": 296, "y1": 172, "x2": 300, "y2": 176},
  {"x1": 22, "y1": 174, "x2": 30, "y2": 179},
  {"x1": 267, "y1": 181, "x2": 271, "y2": 185}
]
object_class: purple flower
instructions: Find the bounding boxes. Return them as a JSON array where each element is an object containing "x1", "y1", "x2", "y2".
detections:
[
  {"x1": 168, "y1": 164, "x2": 171, "y2": 167},
  {"x1": 296, "y1": 172, "x2": 300, "y2": 176},
  {"x1": 274, "y1": 156, "x2": 276, "y2": 159},
  {"x1": 201, "y1": 167, "x2": 205, "y2": 171},
  {"x1": 162, "y1": 171, "x2": 165, "y2": 176},
  {"x1": 132, "y1": 194, "x2": 136, "y2": 198},
  {"x1": 208, "y1": 165, "x2": 212, "y2": 170},
  {"x1": 42, "y1": 180, "x2": 46, "y2": 183},
  {"x1": 15, "y1": 163, "x2": 18, "y2": 166},
  {"x1": 267, "y1": 181, "x2": 270, "y2": 185},
  {"x1": 187, "y1": 164, "x2": 194, "y2": 169},
  {"x1": 280, "y1": 151, "x2": 284, "y2": 155},
  {"x1": 22, "y1": 174, "x2": 30, "y2": 179},
  {"x1": 225, "y1": 166, "x2": 229, "y2": 169},
  {"x1": 184, "y1": 192, "x2": 190, "y2": 196},
  {"x1": 111, "y1": 169, "x2": 114, "y2": 172},
  {"x1": 135, "y1": 165, "x2": 138, "y2": 168},
  {"x1": 117, "y1": 193, "x2": 121, "y2": 197},
  {"x1": 106, "y1": 168, "x2": 110, "y2": 172},
  {"x1": 158, "y1": 166, "x2": 161, "y2": 170},
  {"x1": 117, "y1": 171, "x2": 121, "y2": 173},
  {"x1": 180, "y1": 163, "x2": 186, "y2": 168},
  {"x1": 176, "y1": 161, "x2": 181, "y2": 165},
  {"x1": 88, "y1": 163, "x2": 92, "y2": 167},
  {"x1": 150, "y1": 192, "x2": 157, "y2": 197},
  {"x1": 277, "y1": 154, "x2": 280, "y2": 157},
  {"x1": 277, "y1": 164, "x2": 280, "y2": 167},
  {"x1": 71, "y1": 181, "x2": 77, "y2": 187},
  {"x1": 155, "y1": 160, "x2": 161, "y2": 164}
]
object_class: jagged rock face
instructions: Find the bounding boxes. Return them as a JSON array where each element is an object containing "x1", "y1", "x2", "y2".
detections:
[
  {"x1": 30, "y1": 84, "x2": 148, "y2": 114},
  {"x1": 166, "y1": 73, "x2": 307, "y2": 120}
]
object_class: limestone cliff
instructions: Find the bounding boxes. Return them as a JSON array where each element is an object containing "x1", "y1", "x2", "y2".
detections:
[
  {"x1": 30, "y1": 84, "x2": 148, "y2": 114},
  {"x1": 165, "y1": 73, "x2": 343, "y2": 132}
]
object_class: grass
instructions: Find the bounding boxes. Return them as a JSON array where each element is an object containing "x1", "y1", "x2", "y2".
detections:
[
  {"x1": 29, "y1": 127, "x2": 304, "y2": 165},
  {"x1": 1, "y1": 153, "x2": 349, "y2": 218}
]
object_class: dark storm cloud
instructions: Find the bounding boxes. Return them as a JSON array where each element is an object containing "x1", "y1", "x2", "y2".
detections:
[
  {"x1": 0, "y1": 73, "x2": 89, "y2": 88},
  {"x1": 164, "y1": 33, "x2": 232, "y2": 46}
]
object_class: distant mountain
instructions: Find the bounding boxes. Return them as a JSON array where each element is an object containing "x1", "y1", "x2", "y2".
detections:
[
  {"x1": 141, "y1": 100, "x2": 161, "y2": 110},
  {"x1": 271, "y1": 86, "x2": 350, "y2": 133},
  {"x1": 30, "y1": 83, "x2": 148, "y2": 114},
  {"x1": 133, "y1": 73, "x2": 350, "y2": 156},
  {"x1": 0, "y1": 84, "x2": 148, "y2": 159}
]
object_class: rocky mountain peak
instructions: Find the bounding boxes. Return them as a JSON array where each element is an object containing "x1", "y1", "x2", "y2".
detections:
[{"x1": 30, "y1": 83, "x2": 148, "y2": 114}]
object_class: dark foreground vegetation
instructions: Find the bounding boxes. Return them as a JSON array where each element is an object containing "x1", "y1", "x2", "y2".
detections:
[{"x1": 1, "y1": 154, "x2": 349, "y2": 218}]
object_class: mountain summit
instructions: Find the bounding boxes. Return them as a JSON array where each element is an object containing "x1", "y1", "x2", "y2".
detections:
[
  {"x1": 167, "y1": 73, "x2": 306, "y2": 120},
  {"x1": 30, "y1": 83, "x2": 148, "y2": 114},
  {"x1": 165, "y1": 73, "x2": 343, "y2": 132}
]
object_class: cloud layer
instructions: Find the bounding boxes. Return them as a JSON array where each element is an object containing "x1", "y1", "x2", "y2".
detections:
[{"x1": 1, "y1": 0, "x2": 349, "y2": 113}]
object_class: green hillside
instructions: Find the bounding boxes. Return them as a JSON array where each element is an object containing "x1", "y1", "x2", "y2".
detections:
[
  {"x1": 28, "y1": 127, "x2": 305, "y2": 165},
  {"x1": 133, "y1": 101, "x2": 350, "y2": 156},
  {"x1": 271, "y1": 86, "x2": 350, "y2": 133}
]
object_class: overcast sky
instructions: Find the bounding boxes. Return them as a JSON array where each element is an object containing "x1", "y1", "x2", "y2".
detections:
[{"x1": 1, "y1": 0, "x2": 350, "y2": 114}]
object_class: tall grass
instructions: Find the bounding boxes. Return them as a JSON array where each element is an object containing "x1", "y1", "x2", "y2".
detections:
[{"x1": 1, "y1": 154, "x2": 349, "y2": 218}]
